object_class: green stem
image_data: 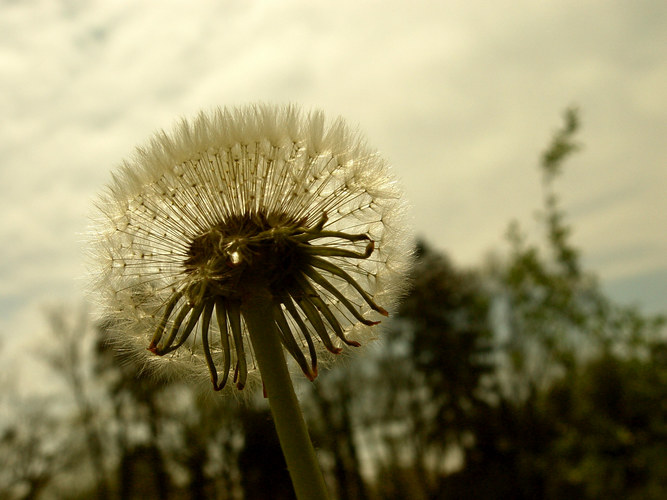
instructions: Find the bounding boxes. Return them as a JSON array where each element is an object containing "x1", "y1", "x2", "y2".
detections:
[{"x1": 242, "y1": 290, "x2": 330, "y2": 500}]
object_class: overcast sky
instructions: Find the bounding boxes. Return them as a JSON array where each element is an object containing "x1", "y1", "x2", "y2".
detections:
[{"x1": 1, "y1": 0, "x2": 665, "y2": 362}]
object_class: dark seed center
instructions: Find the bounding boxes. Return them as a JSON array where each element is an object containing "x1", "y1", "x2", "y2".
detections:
[{"x1": 184, "y1": 211, "x2": 308, "y2": 297}]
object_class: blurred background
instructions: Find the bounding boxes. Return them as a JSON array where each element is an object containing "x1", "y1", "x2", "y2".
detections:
[{"x1": 1, "y1": 1, "x2": 665, "y2": 499}]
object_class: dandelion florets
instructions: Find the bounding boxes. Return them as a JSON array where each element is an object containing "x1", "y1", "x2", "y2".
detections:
[{"x1": 91, "y1": 104, "x2": 411, "y2": 392}]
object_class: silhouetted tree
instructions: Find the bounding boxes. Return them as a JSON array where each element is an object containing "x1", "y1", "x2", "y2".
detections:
[
  {"x1": 542, "y1": 346, "x2": 667, "y2": 499},
  {"x1": 385, "y1": 242, "x2": 494, "y2": 499},
  {"x1": 44, "y1": 307, "x2": 111, "y2": 500},
  {"x1": 0, "y1": 399, "x2": 76, "y2": 500},
  {"x1": 238, "y1": 405, "x2": 295, "y2": 500},
  {"x1": 447, "y1": 108, "x2": 667, "y2": 499},
  {"x1": 307, "y1": 366, "x2": 370, "y2": 500}
]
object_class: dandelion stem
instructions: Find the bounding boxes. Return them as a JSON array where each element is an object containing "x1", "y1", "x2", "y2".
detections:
[{"x1": 242, "y1": 289, "x2": 330, "y2": 500}]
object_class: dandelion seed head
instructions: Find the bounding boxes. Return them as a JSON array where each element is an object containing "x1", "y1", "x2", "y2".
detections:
[{"x1": 90, "y1": 103, "x2": 412, "y2": 392}]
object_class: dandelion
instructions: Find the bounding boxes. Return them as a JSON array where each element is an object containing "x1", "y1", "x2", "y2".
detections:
[
  {"x1": 92, "y1": 103, "x2": 410, "y2": 390},
  {"x1": 91, "y1": 104, "x2": 411, "y2": 499}
]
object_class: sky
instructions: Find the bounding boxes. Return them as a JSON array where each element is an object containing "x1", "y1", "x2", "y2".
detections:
[{"x1": 1, "y1": 0, "x2": 666, "y2": 366}]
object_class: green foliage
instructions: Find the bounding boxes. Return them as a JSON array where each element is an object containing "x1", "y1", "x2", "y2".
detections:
[
  {"x1": 491, "y1": 108, "x2": 664, "y2": 405},
  {"x1": 471, "y1": 107, "x2": 667, "y2": 499},
  {"x1": 544, "y1": 350, "x2": 667, "y2": 499},
  {"x1": 541, "y1": 107, "x2": 581, "y2": 180}
]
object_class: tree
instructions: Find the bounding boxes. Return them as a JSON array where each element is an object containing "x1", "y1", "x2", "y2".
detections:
[
  {"x1": 43, "y1": 306, "x2": 111, "y2": 499},
  {"x1": 451, "y1": 108, "x2": 667, "y2": 499},
  {"x1": 543, "y1": 349, "x2": 667, "y2": 499}
]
